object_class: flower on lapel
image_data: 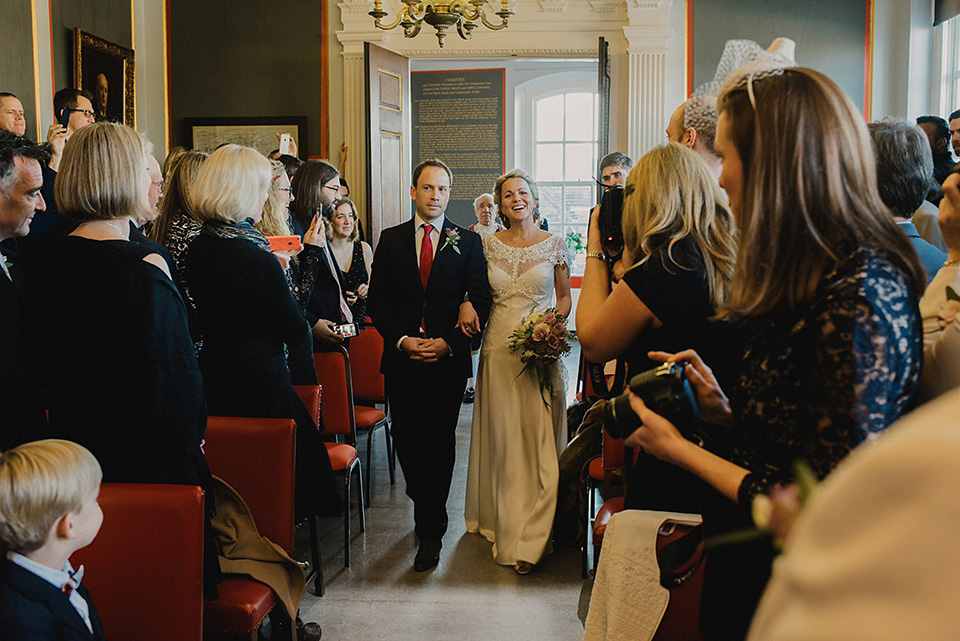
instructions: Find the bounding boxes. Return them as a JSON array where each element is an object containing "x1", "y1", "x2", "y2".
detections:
[{"x1": 441, "y1": 228, "x2": 461, "y2": 254}]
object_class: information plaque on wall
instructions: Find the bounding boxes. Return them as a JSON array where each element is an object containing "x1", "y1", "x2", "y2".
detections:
[{"x1": 411, "y1": 69, "x2": 505, "y2": 228}]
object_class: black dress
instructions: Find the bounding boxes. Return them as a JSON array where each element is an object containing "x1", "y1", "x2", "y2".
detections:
[
  {"x1": 26, "y1": 236, "x2": 210, "y2": 488},
  {"x1": 699, "y1": 245, "x2": 922, "y2": 641},
  {"x1": 619, "y1": 239, "x2": 745, "y2": 513},
  {"x1": 185, "y1": 232, "x2": 341, "y2": 520},
  {"x1": 340, "y1": 241, "x2": 368, "y2": 328}
]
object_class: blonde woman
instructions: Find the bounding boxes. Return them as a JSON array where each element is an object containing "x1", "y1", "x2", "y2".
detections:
[
  {"x1": 26, "y1": 121, "x2": 212, "y2": 541},
  {"x1": 184, "y1": 144, "x2": 340, "y2": 521},
  {"x1": 576, "y1": 142, "x2": 741, "y2": 513},
  {"x1": 464, "y1": 168, "x2": 572, "y2": 574}
]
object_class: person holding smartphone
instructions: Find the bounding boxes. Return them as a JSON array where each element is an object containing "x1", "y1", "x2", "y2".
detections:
[{"x1": 289, "y1": 160, "x2": 357, "y2": 348}]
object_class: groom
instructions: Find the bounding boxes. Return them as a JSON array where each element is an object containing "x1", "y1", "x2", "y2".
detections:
[{"x1": 368, "y1": 159, "x2": 491, "y2": 571}]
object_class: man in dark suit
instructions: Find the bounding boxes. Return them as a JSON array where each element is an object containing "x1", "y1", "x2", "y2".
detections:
[
  {"x1": 0, "y1": 130, "x2": 48, "y2": 448},
  {"x1": 368, "y1": 159, "x2": 492, "y2": 571}
]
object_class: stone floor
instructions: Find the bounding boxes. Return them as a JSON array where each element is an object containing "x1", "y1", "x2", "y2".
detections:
[{"x1": 295, "y1": 352, "x2": 590, "y2": 641}]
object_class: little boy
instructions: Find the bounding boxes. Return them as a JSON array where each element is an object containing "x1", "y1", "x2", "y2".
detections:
[{"x1": 0, "y1": 439, "x2": 106, "y2": 641}]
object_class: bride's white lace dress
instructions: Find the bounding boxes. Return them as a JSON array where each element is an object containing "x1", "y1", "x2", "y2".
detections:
[{"x1": 465, "y1": 233, "x2": 570, "y2": 566}]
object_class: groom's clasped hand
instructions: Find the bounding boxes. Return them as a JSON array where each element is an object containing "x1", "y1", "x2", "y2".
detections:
[{"x1": 399, "y1": 336, "x2": 451, "y2": 363}]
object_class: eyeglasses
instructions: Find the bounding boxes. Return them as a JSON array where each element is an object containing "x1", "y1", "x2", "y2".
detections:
[
  {"x1": 65, "y1": 108, "x2": 95, "y2": 118},
  {"x1": 322, "y1": 184, "x2": 340, "y2": 193}
]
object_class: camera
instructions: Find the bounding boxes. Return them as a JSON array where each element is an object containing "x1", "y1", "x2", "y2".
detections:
[
  {"x1": 603, "y1": 362, "x2": 699, "y2": 441},
  {"x1": 596, "y1": 185, "x2": 625, "y2": 260}
]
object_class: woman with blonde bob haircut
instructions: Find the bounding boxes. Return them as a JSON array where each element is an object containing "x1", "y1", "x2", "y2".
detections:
[
  {"x1": 25, "y1": 122, "x2": 212, "y2": 583},
  {"x1": 185, "y1": 144, "x2": 340, "y2": 522},
  {"x1": 191, "y1": 144, "x2": 271, "y2": 224},
  {"x1": 577, "y1": 142, "x2": 742, "y2": 514},
  {"x1": 620, "y1": 68, "x2": 925, "y2": 640}
]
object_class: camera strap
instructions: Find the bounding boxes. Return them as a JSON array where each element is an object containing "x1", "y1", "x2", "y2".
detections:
[{"x1": 586, "y1": 358, "x2": 627, "y2": 399}]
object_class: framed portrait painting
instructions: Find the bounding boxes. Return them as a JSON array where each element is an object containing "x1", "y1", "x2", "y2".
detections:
[{"x1": 73, "y1": 28, "x2": 135, "y2": 126}]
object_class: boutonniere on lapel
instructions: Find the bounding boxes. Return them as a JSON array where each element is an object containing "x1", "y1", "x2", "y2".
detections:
[{"x1": 440, "y1": 228, "x2": 461, "y2": 254}]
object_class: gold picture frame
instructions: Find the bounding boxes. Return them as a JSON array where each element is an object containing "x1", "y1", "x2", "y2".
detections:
[{"x1": 73, "y1": 28, "x2": 135, "y2": 126}]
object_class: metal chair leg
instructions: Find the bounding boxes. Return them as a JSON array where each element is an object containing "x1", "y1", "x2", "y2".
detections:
[
  {"x1": 365, "y1": 427, "x2": 374, "y2": 507},
  {"x1": 384, "y1": 421, "x2": 396, "y2": 484},
  {"x1": 356, "y1": 461, "x2": 366, "y2": 532},
  {"x1": 343, "y1": 469, "x2": 352, "y2": 568},
  {"x1": 308, "y1": 516, "x2": 325, "y2": 596}
]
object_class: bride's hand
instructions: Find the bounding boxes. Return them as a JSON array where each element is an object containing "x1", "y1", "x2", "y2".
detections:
[{"x1": 458, "y1": 301, "x2": 480, "y2": 336}]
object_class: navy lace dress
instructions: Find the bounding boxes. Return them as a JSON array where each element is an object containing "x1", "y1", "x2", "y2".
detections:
[{"x1": 700, "y1": 244, "x2": 922, "y2": 641}]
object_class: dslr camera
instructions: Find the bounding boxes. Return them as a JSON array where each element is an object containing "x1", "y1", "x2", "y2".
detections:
[
  {"x1": 603, "y1": 362, "x2": 699, "y2": 441},
  {"x1": 596, "y1": 185, "x2": 625, "y2": 261}
]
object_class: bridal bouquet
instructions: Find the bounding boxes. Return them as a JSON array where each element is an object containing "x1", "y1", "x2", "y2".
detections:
[{"x1": 508, "y1": 307, "x2": 572, "y2": 404}]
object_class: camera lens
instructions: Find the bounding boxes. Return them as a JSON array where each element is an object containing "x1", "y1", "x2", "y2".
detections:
[{"x1": 602, "y1": 391, "x2": 641, "y2": 440}]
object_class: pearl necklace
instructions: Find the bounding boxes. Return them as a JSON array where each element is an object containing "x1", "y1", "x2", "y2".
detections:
[{"x1": 84, "y1": 220, "x2": 128, "y2": 238}]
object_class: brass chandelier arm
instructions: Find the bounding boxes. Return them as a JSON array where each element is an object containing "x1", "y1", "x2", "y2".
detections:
[{"x1": 369, "y1": 0, "x2": 511, "y2": 45}]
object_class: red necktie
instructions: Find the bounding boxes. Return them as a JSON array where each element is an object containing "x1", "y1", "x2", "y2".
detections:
[{"x1": 419, "y1": 224, "x2": 434, "y2": 289}]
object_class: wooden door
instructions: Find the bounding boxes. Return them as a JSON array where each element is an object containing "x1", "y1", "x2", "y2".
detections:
[{"x1": 365, "y1": 43, "x2": 410, "y2": 248}]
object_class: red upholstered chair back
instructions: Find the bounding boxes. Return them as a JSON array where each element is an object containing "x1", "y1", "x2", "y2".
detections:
[
  {"x1": 348, "y1": 328, "x2": 386, "y2": 403},
  {"x1": 294, "y1": 385, "x2": 322, "y2": 430},
  {"x1": 72, "y1": 483, "x2": 204, "y2": 641},
  {"x1": 313, "y1": 346, "x2": 356, "y2": 440},
  {"x1": 601, "y1": 424, "x2": 625, "y2": 471},
  {"x1": 204, "y1": 417, "x2": 296, "y2": 552}
]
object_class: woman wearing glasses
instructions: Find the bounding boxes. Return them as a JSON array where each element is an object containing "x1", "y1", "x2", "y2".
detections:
[{"x1": 289, "y1": 160, "x2": 354, "y2": 348}]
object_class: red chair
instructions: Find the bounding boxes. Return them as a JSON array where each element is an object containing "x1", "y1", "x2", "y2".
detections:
[
  {"x1": 203, "y1": 416, "x2": 297, "y2": 639},
  {"x1": 347, "y1": 326, "x2": 395, "y2": 505},
  {"x1": 72, "y1": 483, "x2": 204, "y2": 641},
  {"x1": 583, "y1": 425, "x2": 626, "y2": 577},
  {"x1": 313, "y1": 346, "x2": 366, "y2": 593}
]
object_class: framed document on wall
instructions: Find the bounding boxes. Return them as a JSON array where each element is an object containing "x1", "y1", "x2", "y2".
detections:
[
  {"x1": 73, "y1": 28, "x2": 135, "y2": 126},
  {"x1": 182, "y1": 117, "x2": 308, "y2": 157}
]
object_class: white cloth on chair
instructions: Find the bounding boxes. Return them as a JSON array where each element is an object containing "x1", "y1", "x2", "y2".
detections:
[{"x1": 583, "y1": 510, "x2": 702, "y2": 641}]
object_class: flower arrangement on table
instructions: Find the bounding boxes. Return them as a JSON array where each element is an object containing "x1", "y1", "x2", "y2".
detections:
[{"x1": 507, "y1": 307, "x2": 572, "y2": 404}]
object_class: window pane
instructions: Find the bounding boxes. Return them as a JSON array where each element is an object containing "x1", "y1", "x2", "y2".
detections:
[
  {"x1": 536, "y1": 144, "x2": 564, "y2": 182},
  {"x1": 565, "y1": 93, "x2": 595, "y2": 140},
  {"x1": 564, "y1": 185, "x2": 593, "y2": 224},
  {"x1": 563, "y1": 142, "x2": 594, "y2": 181},
  {"x1": 539, "y1": 185, "x2": 563, "y2": 221},
  {"x1": 536, "y1": 95, "x2": 564, "y2": 140}
]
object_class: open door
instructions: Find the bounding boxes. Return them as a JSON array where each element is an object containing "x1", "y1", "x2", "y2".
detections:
[
  {"x1": 365, "y1": 43, "x2": 410, "y2": 248},
  {"x1": 597, "y1": 36, "x2": 611, "y2": 194}
]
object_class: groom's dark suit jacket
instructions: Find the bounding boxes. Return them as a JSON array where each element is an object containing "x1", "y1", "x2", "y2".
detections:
[
  {"x1": 368, "y1": 217, "x2": 492, "y2": 379},
  {"x1": 0, "y1": 558, "x2": 107, "y2": 641}
]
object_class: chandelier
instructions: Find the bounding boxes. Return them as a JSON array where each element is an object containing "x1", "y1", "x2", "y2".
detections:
[{"x1": 369, "y1": 0, "x2": 513, "y2": 48}]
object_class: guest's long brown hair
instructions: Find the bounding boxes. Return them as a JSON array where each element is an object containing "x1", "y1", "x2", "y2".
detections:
[{"x1": 719, "y1": 68, "x2": 926, "y2": 318}]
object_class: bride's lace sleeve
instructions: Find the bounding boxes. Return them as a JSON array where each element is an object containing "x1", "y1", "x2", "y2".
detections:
[{"x1": 549, "y1": 234, "x2": 573, "y2": 268}]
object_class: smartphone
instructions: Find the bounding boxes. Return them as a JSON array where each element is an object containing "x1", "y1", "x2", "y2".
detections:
[
  {"x1": 266, "y1": 235, "x2": 302, "y2": 252},
  {"x1": 57, "y1": 108, "x2": 70, "y2": 130},
  {"x1": 279, "y1": 133, "x2": 291, "y2": 156},
  {"x1": 335, "y1": 323, "x2": 358, "y2": 338}
]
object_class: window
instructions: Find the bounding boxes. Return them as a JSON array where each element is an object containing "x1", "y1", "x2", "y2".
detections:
[
  {"x1": 516, "y1": 74, "x2": 598, "y2": 275},
  {"x1": 935, "y1": 15, "x2": 960, "y2": 117}
]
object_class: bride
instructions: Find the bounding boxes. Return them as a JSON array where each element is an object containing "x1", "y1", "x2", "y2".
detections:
[{"x1": 464, "y1": 168, "x2": 572, "y2": 574}]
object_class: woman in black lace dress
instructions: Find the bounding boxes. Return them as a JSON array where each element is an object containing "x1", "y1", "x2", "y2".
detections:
[
  {"x1": 327, "y1": 198, "x2": 372, "y2": 327},
  {"x1": 623, "y1": 68, "x2": 926, "y2": 640}
]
